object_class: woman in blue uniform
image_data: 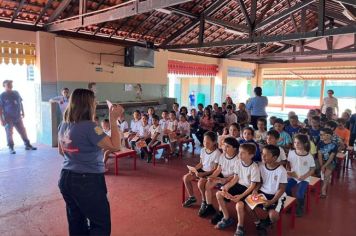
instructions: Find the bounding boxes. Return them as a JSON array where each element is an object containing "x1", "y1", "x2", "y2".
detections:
[{"x1": 58, "y1": 88, "x2": 123, "y2": 235}]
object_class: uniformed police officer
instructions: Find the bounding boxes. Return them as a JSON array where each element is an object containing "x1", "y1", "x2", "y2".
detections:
[{"x1": 0, "y1": 80, "x2": 37, "y2": 154}]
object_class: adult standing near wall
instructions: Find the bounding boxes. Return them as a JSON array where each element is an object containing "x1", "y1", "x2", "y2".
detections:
[
  {"x1": 49, "y1": 87, "x2": 70, "y2": 114},
  {"x1": 321, "y1": 89, "x2": 339, "y2": 117},
  {"x1": 246, "y1": 86, "x2": 268, "y2": 130},
  {"x1": 58, "y1": 88, "x2": 124, "y2": 235},
  {"x1": 0, "y1": 80, "x2": 37, "y2": 154}
]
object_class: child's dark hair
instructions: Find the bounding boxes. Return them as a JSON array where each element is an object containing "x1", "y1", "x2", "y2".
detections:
[
  {"x1": 229, "y1": 122, "x2": 241, "y2": 131},
  {"x1": 224, "y1": 137, "x2": 240, "y2": 150},
  {"x1": 243, "y1": 127, "x2": 255, "y2": 136},
  {"x1": 267, "y1": 130, "x2": 280, "y2": 139},
  {"x1": 227, "y1": 104, "x2": 233, "y2": 110},
  {"x1": 148, "y1": 107, "x2": 155, "y2": 112},
  {"x1": 294, "y1": 134, "x2": 310, "y2": 152},
  {"x1": 320, "y1": 127, "x2": 333, "y2": 135},
  {"x1": 102, "y1": 118, "x2": 109, "y2": 123},
  {"x1": 198, "y1": 103, "x2": 204, "y2": 108},
  {"x1": 169, "y1": 110, "x2": 176, "y2": 115},
  {"x1": 240, "y1": 143, "x2": 257, "y2": 155},
  {"x1": 204, "y1": 131, "x2": 218, "y2": 143},
  {"x1": 263, "y1": 144, "x2": 280, "y2": 158},
  {"x1": 312, "y1": 115, "x2": 320, "y2": 122},
  {"x1": 274, "y1": 118, "x2": 284, "y2": 125},
  {"x1": 336, "y1": 118, "x2": 346, "y2": 125},
  {"x1": 180, "y1": 114, "x2": 187, "y2": 120},
  {"x1": 257, "y1": 118, "x2": 267, "y2": 128},
  {"x1": 298, "y1": 128, "x2": 309, "y2": 135},
  {"x1": 289, "y1": 115, "x2": 299, "y2": 121},
  {"x1": 162, "y1": 109, "x2": 168, "y2": 114},
  {"x1": 141, "y1": 114, "x2": 148, "y2": 120},
  {"x1": 325, "y1": 120, "x2": 337, "y2": 130},
  {"x1": 152, "y1": 114, "x2": 160, "y2": 121},
  {"x1": 134, "y1": 110, "x2": 141, "y2": 115},
  {"x1": 270, "y1": 116, "x2": 277, "y2": 120},
  {"x1": 207, "y1": 105, "x2": 213, "y2": 110}
]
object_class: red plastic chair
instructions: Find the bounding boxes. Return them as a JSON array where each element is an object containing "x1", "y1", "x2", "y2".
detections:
[
  {"x1": 152, "y1": 143, "x2": 171, "y2": 166},
  {"x1": 112, "y1": 149, "x2": 137, "y2": 175},
  {"x1": 178, "y1": 138, "x2": 195, "y2": 158},
  {"x1": 277, "y1": 196, "x2": 296, "y2": 236},
  {"x1": 306, "y1": 176, "x2": 321, "y2": 214}
]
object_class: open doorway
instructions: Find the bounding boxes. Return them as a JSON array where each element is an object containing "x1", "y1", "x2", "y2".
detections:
[{"x1": 0, "y1": 64, "x2": 37, "y2": 149}]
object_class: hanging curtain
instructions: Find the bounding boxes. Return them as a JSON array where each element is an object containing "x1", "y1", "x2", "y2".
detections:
[
  {"x1": 0, "y1": 41, "x2": 36, "y2": 65},
  {"x1": 168, "y1": 60, "x2": 218, "y2": 77}
]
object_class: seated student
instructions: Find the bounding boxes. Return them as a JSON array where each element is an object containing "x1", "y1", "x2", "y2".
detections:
[
  {"x1": 285, "y1": 115, "x2": 302, "y2": 139},
  {"x1": 269, "y1": 116, "x2": 277, "y2": 131},
  {"x1": 180, "y1": 106, "x2": 188, "y2": 116},
  {"x1": 335, "y1": 118, "x2": 350, "y2": 148},
  {"x1": 196, "y1": 108, "x2": 215, "y2": 145},
  {"x1": 286, "y1": 134, "x2": 315, "y2": 217},
  {"x1": 188, "y1": 108, "x2": 199, "y2": 138},
  {"x1": 214, "y1": 143, "x2": 260, "y2": 235},
  {"x1": 225, "y1": 105, "x2": 238, "y2": 127},
  {"x1": 167, "y1": 111, "x2": 178, "y2": 152},
  {"x1": 255, "y1": 118, "x2": 268, "y2": 145},
  {"x1": 159, "y1": 110, "x2": 169, "y2": 141},
  {"x1": 142, "y1": 115, "x2": 162, "y2": 163},
  {"x1": 213, "y1": 107, "x2": 225, "y2": 134},
  {"x1": 304, "y1": 109, "x2": 317, "y2": 127},
  {"x1": 239, "y1": 127, "x2": 261, "y2": 162},
  {"x1": 197, "y1": 103, "x2": 204, "y2": 119},
  {"x1": 298, "y1": 128, "x2": 317, "y2": 156},
  {"x1": 266, "y1": 130, "x2": 287, "y2": 165},
  {"x1": 325, "y1": 120, "x2": 344, "y2": 150},
  {"x1": 320, "y1": 116, "x2": 328, "y2": 128},
  {"x1": 325, "y1": 107, "x2": 336, "y2": 121},
  {"x1": 318, "y1": 128, "x2": 338, "y2": 198},
  {"x1": 274, "y1": 118, "x2": 292, "y2": 151},
  {"x1": 147, "y1": 107, "x2": 155, "y2": 126},
  {"x1": 117, "y1": 113, "x2": 129, "y2": 134},
  {"x1": 221, "y1": 102, "x2": 227, "y2": 115},
  {"x1": 136, "y1": 114, "x2": 151, "y2": 159},
  {"x1": 128, "y1": 110, "x2": 142, "y2": 145},
  {"x1": 177, "y1": 114, "x2": 191, "y2": 140},
  {"x1": 199, "y1": 137, "x2": 240, "y2": 217},
  {"x1": 219, "y1": 123, "x2": 242, "y2": 149},
  {"x1": 236, "y1": 103, "x2": 250, "y2": 129},
  {"x1": 173, "y1": 102, "x2": 180, "y2": 119},
  {"x1": 182, "y1": 131, "x2": 221, "y2": 207},
  {"x1": 101, "y1": 119, "x2": 111, "y2": 136},
  {"x1": 283, "y1": 111, "x2": 296, "y2": 127},
  {"x1": 251, "y1": 145, "x2": 288, "y2": 234},
  {"x1": 309, "y1": 116, "x2": 321, "y2": 145}
]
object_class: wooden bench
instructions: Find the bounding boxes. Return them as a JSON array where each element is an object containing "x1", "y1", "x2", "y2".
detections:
[
  {"x1": 277, "y1": 196, "x2": 296, "y2": 236},
  {"x1": 178, "y1": 138, "x2": 195, "y2": 158},
  {"x1": 152, "y1": 143, "x2": 171, "y2": 166},
  {"x1": 306, "y1": 176, "x2": 321, "y2": 214},
  {"x1": 111, "y1": 149, "x2": 137, "y2": 175}
]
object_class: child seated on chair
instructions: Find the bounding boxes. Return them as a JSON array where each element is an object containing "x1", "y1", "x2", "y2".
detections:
[
  {"x1": 147, "y1": 107, "x2": 155, "y2": 126},
  {"x1": 141, "y1": 114, "x2": 162, "y2": 163},
  {"x1": 255, "y1": 118, "x2": 267, "y2": 146},
  {"x1": 167, "y1": 111, "x2": 178, "y2": 154},
  {"x1": 286, "y1": 134, "x2": 315, "y2": 217},
  {"x1": 266, "y1": 130, "x2": 287, "y2": 165},
  {"x1": 177, "y1": 114, "x2": 191, "y2": 140},
  {"x1": 136, "y1": 114, "x2": 151, "y2": 159},
  {"x1": 199, "y1": 137, "x2": 240, "y2": 218},
  {"x1": 309, "y1": 116, "x2": 321, "y2": 145},
  {"x1": 274, "y1": 118, "x2": 292, "y2": 151},
  {"x1": 251, "y1": 145, "x2": 288, "y2": 234},
  {"x1": 298, "y1": 128, "x2": 317, "y2": 156},
  {"x1": 285, "y1": 115, "x2": 302, "y2": 139},
  {"x1": 101, "y1": 119, "x2": 111, "y2": 136},
  {"x1": 269, "y1": 116, "x2": 277, "y2": 131},
  {"x1": 239, "y1": 127, "x2": 261, "y2": 162},
  {"x1": 236, "y1": 103, "x2": 250, "y2": 129},
  {"x1": 318, "y1": 128, "x2": 338, "y2": 199},
  {"x1": 214, "y1": 143, "x2": 260, "y2": 235},
  {"x1": 335, "y1": 118, "x2": 350, "y2": 149},
  {"x1": 160, "y1": 110, "x2": 169, "y2": 141},
  {"x1": 218, "y1": 123, "x2": 241, "y2": 149},
  {"x1": 117, "y1": 113, "x2": 129, "y2": 133},
  {"x1": 325, "y1": 120, "x2": 345, "y2": 151},
  {"x1": 182, "y1": 131, "x2": 221, "y2": 208},
  {"x1": 128, "y1": 110, "x2": 142, "y2": 146}
]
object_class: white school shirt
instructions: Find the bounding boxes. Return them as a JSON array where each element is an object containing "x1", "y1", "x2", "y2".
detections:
[
  {"x1": 200, "y1": 148, "x2": 221, "y2": 172},
  {"x1": 149, "y1": 124, "x2": 163, "y2": 142},
  {"x1": 167, "y1": 119, "x2": 178, "y2": 132},
  {"x1": 130, "y1": 119, "x2": 142, "y2": 133},
  {"x1": 255, "y1": 130, "x2": 267, "y2": 142},
  {"x1": 159, "y1": 119, "x2": 169, "y2": 130},
  {"x1": 177, "y1": 121, "x2": 190, "y2": 136},
  {"x1": 276, "y1": 147, "x2": 287, "y2": 163},
  {"x1": 225, "y1": 113, "x2": 237, "y2": 126},
  {"x1": 138, "y1": 124, "x2": 150, "y2": 138},
  {"x1": 117, "y1": 120, "x2": 129, "y2": 133},
  {"x1": 259, "y1": 163, "x2": 288, "y2": 195},
  {"x1": 50, "y1": 95, "x2": 69, "y2": 114},
  {"x1": 234, "y1": 159, "x2": 260, "y2": 188},
  {"x1": 218, "y1": 153, "x2": 239, "y2": 178},
  {"x1": 287, "y1": 150, "x2": 315, "y2": 182}
]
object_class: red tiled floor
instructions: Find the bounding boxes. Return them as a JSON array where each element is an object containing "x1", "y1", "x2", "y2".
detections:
[{"x1": 0, "y1": 144, "x2": 355, "y2": 236}]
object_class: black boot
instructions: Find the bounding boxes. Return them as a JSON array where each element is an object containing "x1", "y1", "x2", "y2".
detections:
[
  {"x1": 9, "y1": 146, "x2": 16, "y2": 154},
  {"x1": 296, "y1": 198, "x2": 305, "y2": 217}
]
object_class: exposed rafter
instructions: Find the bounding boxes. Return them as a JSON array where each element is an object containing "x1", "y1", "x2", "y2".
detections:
[
  {"x1": 10, "y1": 0, "x2": 26, "y2": 23},
  {"x1": 34, "y1": 0, "x2": 54, "y2": 26},
  {"x1": 237, "y1": 0, "x2": 252, "y2": 30},
  {"x1": 47, "y1": 0, "x2": 73, "y2": 24},
  {"x1": 47, "y1": 0, "x2": 193, "y2": 32}
]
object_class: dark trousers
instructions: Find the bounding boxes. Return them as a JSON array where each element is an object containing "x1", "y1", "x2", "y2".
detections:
[
  {"x1": 58, "y1": 169, "x2": 111, "y2": 236},
  {"x1": 4, "y1": 118, "x2": 30, "y2": 148},
  {"x1": 286, "y1": 178, "x2": 309, "y2": 200},
  {"x1": 250, "y1": 115, "x2": 267, "y2": 130}
]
